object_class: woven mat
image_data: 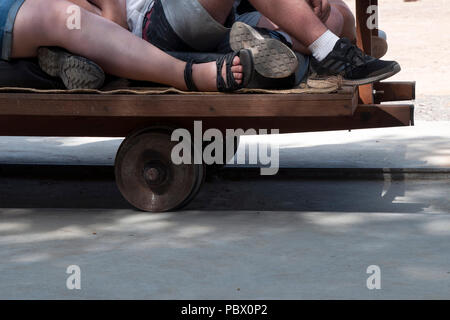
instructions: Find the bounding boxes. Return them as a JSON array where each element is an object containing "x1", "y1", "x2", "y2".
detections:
[{"x1": 0, "y1": 77, "x2": 344, "y2": 95}]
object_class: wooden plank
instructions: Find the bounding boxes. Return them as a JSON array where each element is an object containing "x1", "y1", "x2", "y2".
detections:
[
  {"x1": 358, "y1": 85, "x2": 374, "y2": 105},
  {"x1": 356, "y1": 0, "x2": 375, "y2": 104},
  {"x1": 0, "y1": 104, "x2": 413, "y2": 137},
  {"x1": 0, "y1": 89, "x2": 357, "y2": 118},
  {"x1": 371, "y1": 0, "x2": 379, "y2": 38},
  {"x1": 198, "y1": 104, "x2": 413, "y2": 133},
  {"x1": 356, "y1": 0, "x2": 374, "y2": 56},
  {"x1": 374, "y1": 81, "x2": 416, "y2": 103}
]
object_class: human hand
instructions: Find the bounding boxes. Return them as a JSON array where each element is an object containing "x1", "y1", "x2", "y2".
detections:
[{"x1": 307, "y1": 0, "x2": 332, "y2": 23}]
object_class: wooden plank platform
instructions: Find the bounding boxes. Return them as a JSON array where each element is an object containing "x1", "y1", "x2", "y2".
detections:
[
  {"x1": 0, "y1": 86, "x2": 358, "y2": 118},
  {"x1": 374, "y1": 81, "x2": 416, "y2": 103},
  {"x1": 0, "y1": 84, "x2": 414, "y2": 138},
  {"x1": 0, "y1": 104, "x2": 413, "y2": 137}
]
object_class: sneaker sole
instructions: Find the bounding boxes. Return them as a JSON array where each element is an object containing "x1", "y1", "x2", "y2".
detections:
[
  {"x1": 342, "y1": 62, "x2": 401, "y2": 86},
  {"x1": 230, "y1": 22, "x2": 298, "y2": 79},
  {"x1": 38, "y1": 47, "x2": 105, "y2": 90}
]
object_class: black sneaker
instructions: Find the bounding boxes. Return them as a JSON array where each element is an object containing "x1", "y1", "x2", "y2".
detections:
[
  {"x1": 310, "y1": 38, "x2": 401, "y2": 85},
  {"x1": 38, "y1": 47, "x2": 105, "y2": 90}
]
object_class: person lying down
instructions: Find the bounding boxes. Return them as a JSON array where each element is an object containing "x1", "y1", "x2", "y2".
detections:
[
  {"x1": 1, "y1": 0, "x2": 294, "y2": 92},
  {"x1": 1, "y1": 0, "x2": 400, "y2": 91},
  {"x1": 36, "y1": 0, "x2": 302, "y2": 91}
]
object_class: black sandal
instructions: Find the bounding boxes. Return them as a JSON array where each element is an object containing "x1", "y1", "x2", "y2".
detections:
[{"x1": 184, "y1": 49, "x2": 254, "y2": 92}]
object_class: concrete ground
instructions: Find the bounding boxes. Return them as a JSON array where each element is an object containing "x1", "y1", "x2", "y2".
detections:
[
  {"x1": 0, "y1": 167, "x2": 449, "y2": 299},
  {"x1": 0, "y1": 121, "x2": 448, "y2": 169},
  {"x1": 0, "y1": 121, "x2": 449, "y2": 299},
  {"x1": 0, "y1": 171, "x2": 448, "y2": 299}
]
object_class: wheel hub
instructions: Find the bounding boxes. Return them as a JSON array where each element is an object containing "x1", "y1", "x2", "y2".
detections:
[{"x1": 143, "y1": 162, "x2": 167, "y2": 186}]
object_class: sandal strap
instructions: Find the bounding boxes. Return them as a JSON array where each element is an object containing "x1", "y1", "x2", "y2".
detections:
[
  {"x1": 184, "y1": 60, "x2": 199, "y2": 91},
  {"x1": 216, "y1": 52, "x2": 242, "y2": 92}
]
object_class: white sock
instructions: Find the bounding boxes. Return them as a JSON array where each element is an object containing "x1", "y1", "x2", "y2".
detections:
[{"x1": 308, "y1": 30, "x2": 340, "y2": 62}]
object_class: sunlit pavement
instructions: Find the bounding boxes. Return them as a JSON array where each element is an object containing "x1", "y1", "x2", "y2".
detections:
[{"x1": 0, "y1": 121, "x2": 449, "y2": 169}]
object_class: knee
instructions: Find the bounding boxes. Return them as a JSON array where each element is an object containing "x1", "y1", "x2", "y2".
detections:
[
  {"x1": 332, "y1": 1, "x2": 356, "y2": 40},
  {"x1": 39, "y1": 0, "x2": 80, "y2": 41},
  {"x1": 339, "y1": 1, "x2": 356, "y2": 40},
  {"x1": 341, "y1": 8, "x2": 356, "y2": 41},
  {"x1": 339, "y1": 3, "x2": 356, "y2": 27}
]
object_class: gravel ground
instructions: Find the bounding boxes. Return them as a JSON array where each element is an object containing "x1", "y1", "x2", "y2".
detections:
[
  {"x1": 343, "y1": 0, "x2": 450, "y2": 121},
  {"x1": 415, "y1": 95, "x2": 450, "y2": 121}
]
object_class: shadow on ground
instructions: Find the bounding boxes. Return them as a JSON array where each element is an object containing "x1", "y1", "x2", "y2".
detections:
[
  {"x1": 0, "y1": 163, "x2": 447, "y2": 214},
  {"x1": 0, "y1": 132, "x2": 448, "y2": 213}
]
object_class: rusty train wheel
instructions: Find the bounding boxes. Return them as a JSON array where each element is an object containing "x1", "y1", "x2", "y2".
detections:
[{"x1": 115, "y1": 131, "x2": 202, "y2": 212}]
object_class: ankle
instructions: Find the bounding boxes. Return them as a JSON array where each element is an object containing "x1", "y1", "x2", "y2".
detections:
[
  {"x1": 191, "y1": 62, "x2": 217, "y2": 92},
  {"x1": 308, "y1": 30, "x2": 340, "y2": 61}
]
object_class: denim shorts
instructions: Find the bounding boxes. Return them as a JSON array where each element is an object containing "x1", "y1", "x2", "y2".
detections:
[
  {"x1": 0, "y1": 0, "x2": 25, "y2": 61},
  {"x1": 235, "y1": 11, "x2": 262, "y2": 27}
]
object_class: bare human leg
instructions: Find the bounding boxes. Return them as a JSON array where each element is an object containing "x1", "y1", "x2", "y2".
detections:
[
  {"x1": 256, "y1": 0, "x2": 356, "y2": 55},
  {"x1": 329, "y1": 0, "x2": 356, "y2": 42},
  {"x1": 197, "y1": 0, "x2": 331, "y2": 58},
  {"x1": 248, "y1": 0, "x2": 328, "y2": 46},
  {"x1": 198, "y1": 0, "x2": 328, "y2": 47},
  {"x1": 10, "y1": 0, "x2": 243, "y2": 91},
  {"x1": 198, "y1": 0, "x2": 399, "y2": 85}
]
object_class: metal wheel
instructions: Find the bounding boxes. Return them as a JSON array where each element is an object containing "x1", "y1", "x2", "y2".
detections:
[
  {"x1": 115, "y1": 130, "x2": 203, "y2": 212},
  {"x1": 206, "y1": 135, "x2": 241, "y2": 174},
  {"x1": 175, "y1": 162, "x2": 206, "y2": 211}
]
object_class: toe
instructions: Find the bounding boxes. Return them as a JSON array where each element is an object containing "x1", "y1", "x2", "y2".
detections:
[
  {"x1": 233, "y1": 72, "x2": 243, "y2": 80},
  {"x1": 231, "y1": 65, "x2": 243, "y2": 73},
  {"x1": 218, "y1": 55, "x2": 244, "y2": 90}
]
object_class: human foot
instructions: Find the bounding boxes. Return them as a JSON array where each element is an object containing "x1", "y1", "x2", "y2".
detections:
[
  {"x1": 38, "y1": 47, "x2": 105, "y2": 90},
  {"x1": 230, "y1": 22, "x2": 299, "y2": 79},
  {"x1": 310, "y1": 38, "x2": 400, "y2": 85},
  {"x1": 185, "y1": 50, "x2": 254, "y2": 92}
]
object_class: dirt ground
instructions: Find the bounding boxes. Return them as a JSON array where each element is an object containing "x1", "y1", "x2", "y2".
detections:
[{"x1": 343, "y1": 0, "x2": 450, "y2": 121}]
